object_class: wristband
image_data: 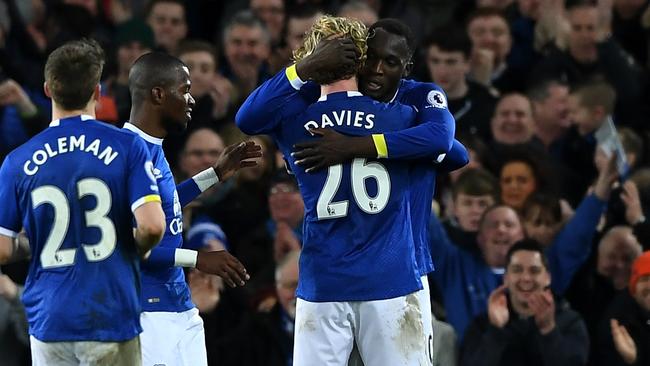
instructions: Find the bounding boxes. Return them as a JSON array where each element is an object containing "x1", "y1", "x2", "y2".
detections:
[
  {"x1": 192, "y1": 168, "x2": 219, "y2": 192},
  {"x1": 174, "y1": 248, "x2": 198, "y2": 268},
  {"x1": 372, "y1": 134, "x2": 388, "y2": 158}
]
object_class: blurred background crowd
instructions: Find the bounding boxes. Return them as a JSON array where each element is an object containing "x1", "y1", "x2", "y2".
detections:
[{"x1": 1, "y1": 0, "x2": 650, "y2": 365}]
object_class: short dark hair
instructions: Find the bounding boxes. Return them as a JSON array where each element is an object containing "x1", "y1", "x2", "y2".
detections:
[
  {"x1": 571, "y1": 79, "x2": 617, "y2": 114},
  {"x1": 128, "y1": 52, "x2": 187, "y2": 105},
  {"x1": 452, "y1": 168, "x2": 499, "y2": 200},
  {"x1": 368, "y1": 18, "x2": 416, "y2": 57},
  {"x1": 176, "y1": 39, "x2": 218, "y2": 64},
  {"x1": 527, "y1": 78, "x2": 567, "y2": 103},
  {"x1": 44, "y1": 39, "x2": 105, "y2": 110},
  {"x1": 465, "y1": 7, "x2": 510, "y2": 30},
  {"x1": 506, "y1": 238, "x2": 549, "y2": 271},
  {"x1": 145, "y1": 0, "x2": 186, "y2": 19},
  {"x1": 223, "y1": 10, "x2": 270, "y2": 44},
  {"x1": 499, "y1": 146, "x2": 558, "y2": 197},
  {"x1": 424, "y1": 25, "x2": 472, "y2": 59},
  {"x1": 522, "y1": 192, "x2": 563, "y2": 225}
]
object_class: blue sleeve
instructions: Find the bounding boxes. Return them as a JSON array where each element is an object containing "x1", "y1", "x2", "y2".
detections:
[
  {"x1": 428, "y1": 212, "x2": 461, "y2": 287},
  {"x1": 127, "y1": 137, "x2": 161, "y2": 213},
  {"x1": 436, "y1": 139, "x2": 469, "y2": 172},
  {"x1": 236, "y1": 65, "x2": 319, "y2": 135},
  {"x1": 142, "y1": 247, "x2": 176, "y2": 268},
  {"x1": 176, "y1": 179, "x2": 201, "y2": 208},
  {"x1": 547, "y1": 194, "x2": 607, "y2": 295},
  {"x1": 382, "y1": 86, "x2": 455, "y2": 159},
  {"x1": 0, "y1": 156, "x2": 20, "y2": 237}
]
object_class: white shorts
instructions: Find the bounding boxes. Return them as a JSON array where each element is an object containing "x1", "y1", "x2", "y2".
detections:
[
  {"x1": 140, "y1": 307, "x2": 207, "y2": 366},
  {"x1": 30, "y1": 335, "x2": 141, "y2": 366},
  {"x1": 294, "y1": 290, "x2": 428, "y2": 366},
  {"x1": 347, "y1": 275, "x2": 434, "y2": 366}
]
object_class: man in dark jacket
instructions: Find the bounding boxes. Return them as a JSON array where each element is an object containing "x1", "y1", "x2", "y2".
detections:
[
  {"x1": 460, "y1": 239, "x2": 589, "y2": 366},
  {"x1": 596, "y1": 251, "x2": 650, "y2": 366}
]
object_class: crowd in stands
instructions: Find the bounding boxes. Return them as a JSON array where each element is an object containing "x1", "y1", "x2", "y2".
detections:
[{"x1": 1, "y1": 0, "x2": 650, "y2": 365}]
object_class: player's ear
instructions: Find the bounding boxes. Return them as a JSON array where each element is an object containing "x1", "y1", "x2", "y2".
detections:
[
  {"x1": 151, "y1": 86, "x2": 164, "y2": 105},
  {"x1": 403, "y1": 60, "x2": 413, "y2": 77},
  {"x1": 92, "y1": 84, "x2": 101, "y2": 102},
  {"x1": 43, "y1": 82, "x2": 51, "y2": 98}
]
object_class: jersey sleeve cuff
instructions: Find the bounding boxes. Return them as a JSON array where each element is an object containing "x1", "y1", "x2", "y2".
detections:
[
  {"x1": 0, "y1": 226, "x2": 17, "y2": 238},
  {"x1": 175, "y1": 248, "x2": 198, "y2": 268},
  {"x1": 372, "y1": 134, "x2": 388, "y2": 158},
  {"x1": 285, "y1": 64, "x2": 307, "y2": 90},
  {"x1": 131, "y1": 194, "x2": 161, "y2": 212},
  {"x1": 192, "y1": 168, "x2": 219, "y2": 192}
]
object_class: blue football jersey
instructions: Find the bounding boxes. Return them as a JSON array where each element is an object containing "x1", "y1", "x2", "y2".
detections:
[
  {"x1": 122, "y1": 123, "x2": 192, "y2": 312},
  {"x1": 241, "y1": 91, "x2": 422, "y2": 301},
  {"x1": 237, "y1": 68, "x2": 461, "y2": 279},
  {"x1": 0, "y1": 115, "x2": 160, "y2": 342}
]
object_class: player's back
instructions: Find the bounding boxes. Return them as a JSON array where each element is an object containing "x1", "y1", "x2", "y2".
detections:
[
  {"x1": 0, "y1": 115, "x2": 155, "y2": 342},
  {"x1": 395, "y1": 79, "x2": 452, "y2": 275},
  {"x1": 273, "y1": 91, "x2": 421, "y2": 302}
]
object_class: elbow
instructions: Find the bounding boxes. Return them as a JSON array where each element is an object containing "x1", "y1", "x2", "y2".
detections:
[{"x1": 235, "y1": 106, "x2": 257, "y2": 135}]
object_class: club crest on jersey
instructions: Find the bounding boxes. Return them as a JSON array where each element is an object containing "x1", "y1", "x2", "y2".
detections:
[{"x1": 426, "y1": 90, "x2": 447, "y2": 109}]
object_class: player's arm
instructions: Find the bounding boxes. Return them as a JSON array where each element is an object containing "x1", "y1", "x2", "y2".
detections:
[
  {"x1": 0, "y1": 157, "x2": 30, "y2": 264},
  {"x1": 235, "y1": 37, "x2": 354, "y2": 134},
  {"x1": 133, "y1": 202, "x2": 165, "y2": 256},
  {"x1": 176, "y1": 141, "x2": 262, "y2": 207},
  {"x1": 127, "y1": 137, "x2": 165, "y2": 256}
]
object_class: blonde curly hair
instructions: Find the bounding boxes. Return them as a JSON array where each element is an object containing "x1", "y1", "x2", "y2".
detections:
[{"x1": 292, "y1": 15, "x2": 367, "y2": 83}]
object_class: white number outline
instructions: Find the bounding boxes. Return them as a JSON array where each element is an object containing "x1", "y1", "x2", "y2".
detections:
[
  {"x1": 31, "y1": 178, "x2": 117, "y2": 268},
  {"x1": 316, "y1": 158, "x2": 391, "y2": 220}
]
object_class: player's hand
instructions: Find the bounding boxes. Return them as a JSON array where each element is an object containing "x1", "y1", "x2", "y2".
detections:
[
  {"x1": 295, "y1": 34, "x2": 358, "y2": 84},
  {"x1": 292, "y1": 128, "x2": 356, "y2": 172},
  {"x1": 487, "y1": 284, "x2": 509, "y2": 329},
  {"x1": 0, "y1": 274, "x2": 18, "y2": 301},
  {"x1": 611, "y1": 319, "x2": 637, "y2": 364},
  {"x1": 528, "y1": 289, "x2": 556, "y2": 335},
  {"x1": 213, "y1": 141, "x2": 262, "y2": 181},
  {"x1": 196, "y1": 250, "x2": 249, "y2": 288}
]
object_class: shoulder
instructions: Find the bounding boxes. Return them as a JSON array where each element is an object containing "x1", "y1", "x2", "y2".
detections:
[{"x1": 400, "y1": 79, "x2": 449, "y2": 109}]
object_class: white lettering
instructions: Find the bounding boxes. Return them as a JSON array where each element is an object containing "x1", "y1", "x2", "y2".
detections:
[
  {"x1": 33, "y1": 150, "x2": 47, "y2": 165},
  {"x1": 333, "y1": 110, "x2": 346, "y2": 126},
  {"x1": 44, "y1": 143, "x2": 58, "y2": 158},
  {"x1": 353, "y1": 111, "x2": 364, "y2": 127},
  {"x1": 321, "y1": 114, "x2": 334, "y2": 128},
  {"x1": 98, "y1": 146, "x2": 119, "y2": 165},
  {"x1": 304, "y1": 121, "x2": 319, "y2": 131},
  {"x1": 57, "y1": 137, "x2": 68, "y2": 153},
  {"x1": 365, "y1": 114, "x2": 375, "y2": 129},
  {"x1": 85, "y1": 139, "x2": 101, "y2": 156},
  {"x1": 70, "y1": 135, "x2": 85, "y2": 151},
  {"x1": 24, "y1": 160, "x2": 37, "y2": 176}
]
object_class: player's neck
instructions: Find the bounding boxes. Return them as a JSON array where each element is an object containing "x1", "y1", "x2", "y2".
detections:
[
  {"x1": 321, "y1": 77, "x2": 358, "y2": 96},
  {"x1": 129, "y1": 109, "x2": 167, "y2": 139},
  {"x1": 51, "y1": 104, "x2": 96, "y2": 121}
]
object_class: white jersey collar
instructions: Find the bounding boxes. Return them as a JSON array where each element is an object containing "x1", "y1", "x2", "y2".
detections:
[{"x1": 123, "y1": 122, "x2": 164, "y2": 145}]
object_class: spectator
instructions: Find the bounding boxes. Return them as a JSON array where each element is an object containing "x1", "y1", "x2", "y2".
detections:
[
  {"x1": 250, "y1": 0, "x2": 285, "y2": 46},
  {"x1": 0, "y1": 272, "x2": 29, "y2": 366},
  {"x1": 564, "y1": 80, "x2": 616, "y2": 205},
  {"x1": 533, "y1": 2, "x2": 644, "y2": 128},
  {"x1": 460, "y1": 239, "x2": 590, "y2": 366},
  {"x1": 490, "y1": 93, "x2": 535, "y2": 147},
  {"x1": 522, "y1": 193, "x2": 565, "y2": 247},
  {"x1": 284, "y1": 5, "x2": 323, "y2": 52},
  {"x1": 267, "y1": 171, "x2": 304, "y2": 263},
  {"x1": 338, "y1": 0, "x2": 378, "y2": 27},
  {"x1": 103, "y1": 18, "x2": 154, "y2": 125},
  {"x1": 527, "y1": 78, "x2": 571, "y2": 153},
  {"x1": 424, "y1": 25, "x2": 497, "y2": 141},
  {"x1": 217, "y1": 249, "x2": 300, "y2": 366},
  {"x1": 146, "y1": 0, "x2": 188, "y2": 54},
  {"x1": 177, "y1": 40, "x2": 235, "y2": 127},
  {"x1": 596, "y1": 251, "x2": 650, "y2": 366},
  {"x1": 466, "y1": 7, "x2": 526, "y2": 92},
  {"x1": 221, "y1": 10, "x2": 271, "y2": 106},
  {"x1": 443, "y1": 168, "x2": 499, "y2": 252}
]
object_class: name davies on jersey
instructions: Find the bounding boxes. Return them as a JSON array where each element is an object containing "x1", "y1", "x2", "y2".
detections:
[
  {"x1": 23, "y1": 135, "x2": 119, "y2": 176},
  {"x1": 303, "y1": 110, "x2": 375, "y2": 131}
]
